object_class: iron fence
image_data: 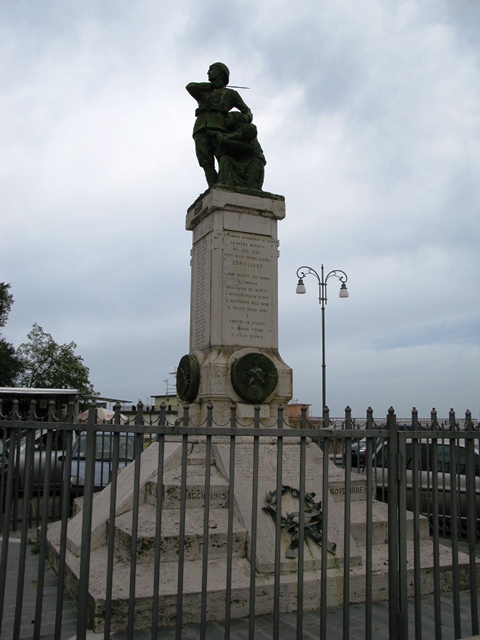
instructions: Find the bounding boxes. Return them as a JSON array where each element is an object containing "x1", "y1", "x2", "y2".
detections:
[{"x1": 0, "y1": 401, "x2": 479, "y2": 639}]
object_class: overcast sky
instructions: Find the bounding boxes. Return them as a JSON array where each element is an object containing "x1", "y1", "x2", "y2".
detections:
[{"x1": 2, "y1": 0, "x2": 479, "y2": 419}]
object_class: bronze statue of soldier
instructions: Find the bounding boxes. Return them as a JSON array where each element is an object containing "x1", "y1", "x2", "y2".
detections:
[{"x1": 186, "y1": 63, "x2": 253, "y2": 188}]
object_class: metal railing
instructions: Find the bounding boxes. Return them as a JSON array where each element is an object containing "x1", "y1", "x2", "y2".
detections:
[{"x1": 0, "y1": 401, "x2": 479, "y2": 639}]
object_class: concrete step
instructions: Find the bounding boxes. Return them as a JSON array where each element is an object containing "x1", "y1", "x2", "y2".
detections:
[
  {"x1": 112, "y1": 502, "x2": 248, "y2": 563},
  {"x1": 186, "y1": 445, "x2": 214, "y2": 466},
  {"x1": 347, "y1": 538, "x2": 474, "y2": 604},
  {"x1": 349, "y1": 499, "x2": 430, "y2": 546},
  {"x1": 47, "y1": 517, "x2": 480, "y2": 634}
]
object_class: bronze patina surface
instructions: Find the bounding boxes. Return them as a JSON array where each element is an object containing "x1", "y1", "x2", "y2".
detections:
[
  {"x1": 230, "y1": 352, "x2": 278, "y2": 403},
  {"x1": 187, "y1": 63, "x2": 265, "y2": 190},
  {"x1": 176, "y1": 354, "x2": 200, "y2": 402}
]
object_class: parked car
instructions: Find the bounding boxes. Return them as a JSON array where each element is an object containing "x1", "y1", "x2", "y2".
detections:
[
  {"x1": 8, "y1": 429, "x2": 73, "y2": 492},
  {"x1": 70, "y1": 431, "x2": 136, "y2": 497},
  {"x1": 373, "y1": 437, "x2": 480, "y2": 532},
  {"x1": 344, "y1": 436, "x2": 383, "y2": 469},
  {"x1": 343, "y1": 438, "x2": 367, "y2": 469}
]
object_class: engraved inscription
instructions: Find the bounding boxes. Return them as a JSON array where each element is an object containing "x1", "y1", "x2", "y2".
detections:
[
  {"x1": 329, "y1": 484, "x2": 375, "y2": 501},
  {"x1": 223, "y1": 232, "x2": 277, "y2": 345},
  {"x1": 163, "y1": 487, "x2": 229, "y2": 505},
  {"x1": 192, "y1": 236, "x2": 209, "y2": 347}
]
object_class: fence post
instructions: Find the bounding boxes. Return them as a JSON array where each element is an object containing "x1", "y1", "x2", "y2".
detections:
[
  {"x1": 448, "y1": 408, "x2": 462, "y2": 637},
  {"x1": 429, "y1": 407, "x2": 443, "y2": 636},
  {"x1": 150, "y1": 402, "x2": 167, "y2": 637},
  {"x1": 76, "y1": 402, "x2": 98, "y2": 640},
  {"x1": 300, "y1": 404, "x2": 307, "y2": 429},
  {"x1": 412, "y1": 407, "x2": 418, "y2": 429},
  {"x1": 12, "y1": 399, "x2": 22, "y2": 529},
  {"x1": 175, "y1": 403, "x2": 190, "y2": 638},
  {"x1": 319, "y1": 406, "x2": 330, "y2": 639},
  {"x1": 323, "y1": 405, "x2": 330, "y2": 429},
  {"x1": 387, "y1": 406, "x2": 400, "y2": 640},
  {"x1": 248, "y1": 406, "x2": 261, "y2": 639},
  {"x1": 365, "y1": 406, "x2": 374, "y2": 639},
  {"x1": 200, "y1": 402, "x2": 214, "y2": 637},
  {"x1": 0, "y1": 403, "x2": 18, "y2": 628},
  {"x1": 431, "y1": 407, "x2": 438, "y2": 430},
  {"x1": 273, "y1": 405, "x2": 284, "y2": 638},
  {"x1": 465, "y1": 410, "x2": 479, "y2": 635},
  {"x1": 366, "y1": 406, "x2": 373, "y2": 429},
  {"x1": 225, "y1": 403, "x2": 237, "y2": 631},
  {"x1": 345, "y1": 406, "x2": 352, "y2": 430},
  {"x1": 54, "y1": 401, "x2": 76, "y2": 637}
]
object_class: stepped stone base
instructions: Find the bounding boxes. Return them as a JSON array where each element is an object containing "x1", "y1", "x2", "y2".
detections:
[{"x1": 46, "y1": 437, "x2": 479, "y2": 633}]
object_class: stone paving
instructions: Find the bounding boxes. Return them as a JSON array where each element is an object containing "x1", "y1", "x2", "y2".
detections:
[
  {"x1": 1, "y1": 531, "x2": 480, "y2": 639},
  {"x1": 107, "y1": 593, "x2": 480, "y2": 640},
  {"x1": 0, "y1": 532, "x2": 77, "y2": 639}
]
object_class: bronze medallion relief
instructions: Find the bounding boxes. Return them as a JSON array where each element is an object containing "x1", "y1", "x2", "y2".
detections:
[{"x1": 230, "y1": 353, "x2": 278, "y2": 403}]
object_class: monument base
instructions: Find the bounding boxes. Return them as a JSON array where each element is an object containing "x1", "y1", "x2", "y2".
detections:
[
  {"x1": 46, "y1": 438, "x2": 475, "y2": 633},
  {"x1": 178, "y1": 187, "x2": 293, "y2": 424}
]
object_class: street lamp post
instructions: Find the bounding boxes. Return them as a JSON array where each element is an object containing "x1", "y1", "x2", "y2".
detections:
[{"x1": 295, "y1": 264, "x2": 349, "y2": 417}]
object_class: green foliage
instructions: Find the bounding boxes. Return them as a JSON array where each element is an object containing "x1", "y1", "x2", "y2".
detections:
[
  {"x1": 0, "y1": 282, "x2": 23, "y2": 385},
  {"x1": 0, "y1": 283, "x2": 14, "y2": 328},
  {"x1": 0, "y1": 284, "x2": 95, "y2": 395},
  {"x1": 0, "y1": 338, "x2": 23, "y2": 386},
  {"x1": 16, "y1": 323, "x2": 95, "y2": 398}
]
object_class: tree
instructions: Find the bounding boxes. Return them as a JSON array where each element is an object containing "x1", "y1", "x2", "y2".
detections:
[
  {"x1": 0, "y1": 339, "x2": 23, "y2": 386},
  {"x1": 0, "y1": 282, "x2": 23, "y2": 386},
  {"x1": 0, "y1": 283, "x2": 14, "y2": 328},
  {"x1": 16, "y1": 323, "x2": 96, "y2": 398}
]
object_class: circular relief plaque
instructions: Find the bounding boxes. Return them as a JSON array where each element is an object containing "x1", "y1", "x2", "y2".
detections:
[
  {"x1": 230, "y1": 353, "x2": 278, "y2": 403},
  {"x1": 176, "y1": 354, "x2": 200, "y2": 403}
]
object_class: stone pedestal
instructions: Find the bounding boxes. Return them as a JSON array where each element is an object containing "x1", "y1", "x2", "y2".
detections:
[{"x1": 178, "y1": 187, "x2": 293, "y2": 424}]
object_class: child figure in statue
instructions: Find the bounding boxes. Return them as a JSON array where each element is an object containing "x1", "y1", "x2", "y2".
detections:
[{"x1": 215, "y1": 112, "x2": 266, "y2": 191}]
